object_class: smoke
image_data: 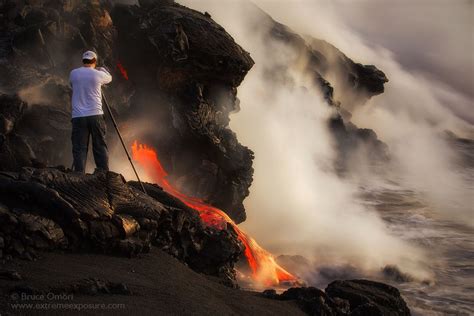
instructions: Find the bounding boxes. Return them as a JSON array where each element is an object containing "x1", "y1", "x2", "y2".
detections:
[
  {"x1": 178, "y1": 0, "x2": 474, "y2": 281},
  {"x1": 109, "y1": 114, "x2": 175, "y2": 181},
  {"x1": 18, "y1": 84, "x2": 52, "y2": 106},
  {"x1": 334, "y1": 0, "x2": 474, "y2": 108}
]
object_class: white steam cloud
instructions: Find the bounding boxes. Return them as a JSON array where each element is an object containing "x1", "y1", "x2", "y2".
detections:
[
  {"x1": 180, "y1": 0, "x2": 474, "y2": 281},
  {"x1": 179, "y1": 0, "x2": 474, "y2": 281}
]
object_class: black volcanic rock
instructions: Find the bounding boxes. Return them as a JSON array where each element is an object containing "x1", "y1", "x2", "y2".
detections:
[
  {"x1": 263, "y1": 280, "x2": 410, "y2": 316},
  {"x1": 112, "y1": 1, "x2": 254, "y2": 88},
  {"x1": 0, "y1": 94, "x2": 33, "y2": 171},
  {"x1": 329, "y1": 117, "x2": 389, "y2": 170},
  {"x1": 279, "y1": 287, "x2": 347, "y2": 316},
  {"x1": 0, "y1": 0, "x2": 254, "y2": 223},
  {"x1": 51, "y1": 277, "x2": 132, "y2": 296},
  {"x1": 308, "y1": 38, "x2": 388, "y2": 98},
  {"x1": 111, "y1": 1, "x2": 255, "y2": 223},
  {"x1": 0, "y1": 167, "x2": 243, "y2": 284},
  {"x1": 325, "y1": 280, "x2": 411, "y2": 316},
  {"x1": 9, "y1": 277, "x2": 132, "y2": 297},
  {"x1": 381, "y1": 265, "x2": 414, "y2": 283},
  {"x1": 0, "y1": 270, "x2": 22, "y2": 281}
]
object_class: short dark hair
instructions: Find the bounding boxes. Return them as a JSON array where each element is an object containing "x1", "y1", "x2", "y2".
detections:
[{"x1": 83, "y1": 58, "x2": 96, "y2": 65}]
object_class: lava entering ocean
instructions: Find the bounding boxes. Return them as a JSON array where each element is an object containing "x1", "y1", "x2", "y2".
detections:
[{"x1": 131, "y1": 141, "x2": 298, "y2": 286}]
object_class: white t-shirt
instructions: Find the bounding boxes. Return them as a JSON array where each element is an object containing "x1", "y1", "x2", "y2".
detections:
[{"x1": 69, "y1": 67, "x2": 112, "y2": 118}]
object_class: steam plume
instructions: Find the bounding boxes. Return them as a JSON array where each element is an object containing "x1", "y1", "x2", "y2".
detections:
[{"x1": 180, "y1": 0, "x2": 473, "y2": 281}]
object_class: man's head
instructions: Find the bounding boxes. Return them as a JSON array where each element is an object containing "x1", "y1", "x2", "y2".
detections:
[{"x1": 82, "y1": 51, "x2": 97, "y2": 68}]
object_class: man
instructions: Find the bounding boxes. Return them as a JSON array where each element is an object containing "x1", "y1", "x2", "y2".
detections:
[{"x1": 69, "y1": 50, "x2": 112, "y2": 173}]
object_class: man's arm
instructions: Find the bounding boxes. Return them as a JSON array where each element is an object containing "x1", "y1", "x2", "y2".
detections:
[
  {"x1": 69, "y1": 71, "x2": 73, "y2": 88},
  {"x1": 97, "y1": 67, "x2": 112, "y2": 84}
]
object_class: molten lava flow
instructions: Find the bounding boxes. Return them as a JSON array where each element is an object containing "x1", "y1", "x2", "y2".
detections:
[
  {"x1": 131, "y1": 141, "x2": 297, "y2": 286},
  {"x1": 116, "y1": 61, "x2": 129, "y2": 80}
]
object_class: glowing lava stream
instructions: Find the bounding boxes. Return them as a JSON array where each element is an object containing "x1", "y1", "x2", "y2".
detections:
[
  {"x1": 131, "y1": 141, "x2": 297, "y2": 286},
  {"x1": 116, "y1": 61, "x2": 129, "y2": 80}
]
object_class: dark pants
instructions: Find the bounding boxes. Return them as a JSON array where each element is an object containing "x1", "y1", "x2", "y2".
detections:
[{"x1": 71, "y1": 115, "x2": 109, "y2": 173}]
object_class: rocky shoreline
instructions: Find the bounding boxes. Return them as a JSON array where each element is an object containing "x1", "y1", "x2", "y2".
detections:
[
  {"x1": 0, "y1": 167, "x2": 411, "y2": 315},
  {"x1": 0, "y1": 1, "x2": 412, "y2": 315}
]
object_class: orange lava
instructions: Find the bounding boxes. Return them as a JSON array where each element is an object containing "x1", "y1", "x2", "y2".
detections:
[
  {"x1": 131, "y1": 141, "x2": 297, "y2": 286},
  {"x1": 116, "y1": 61, "x2": 129, "y2": 80}
]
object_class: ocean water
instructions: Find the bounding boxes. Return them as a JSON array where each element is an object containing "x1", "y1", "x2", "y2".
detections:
[
  {"x1": 359, "y1": 140, "x2": 474, "y2": 315},
  {"x1": 361, "y1": 185, "x2": 473, "y2": 315}
]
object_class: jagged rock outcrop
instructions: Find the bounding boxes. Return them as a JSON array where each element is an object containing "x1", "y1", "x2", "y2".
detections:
[
  {"x1": 238, "y1": 2, "x2": 388, "y2": 103},
  {"x1": 0, "y1": 167, "x2": 243, "y2": 284},
  {"x1": 262, "y1": 280, "x2": 410, "y2": 316},
  {"x1": 111, "y1": 1, "x2": 255, "y2": 223},
  {"x1": 325, "y1": 280, "x2": 411, "y2": 316},
  {"x1": 306, "y1": 38, "x2": 388, "y2": 100},
  {"x1": 0, "y1": 0, "x2": 253, "y2": 223},
  {"x1": 233, "y1": 1, "x2": 389, "y2": 169}
]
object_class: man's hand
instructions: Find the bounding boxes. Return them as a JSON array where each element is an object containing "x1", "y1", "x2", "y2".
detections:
[
  {"x1": 97, "y1": 66, "x2": 112, "y2": 84},
  {"x1": 97, "y1": 66, "x2": 110, "y2": 73}
]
